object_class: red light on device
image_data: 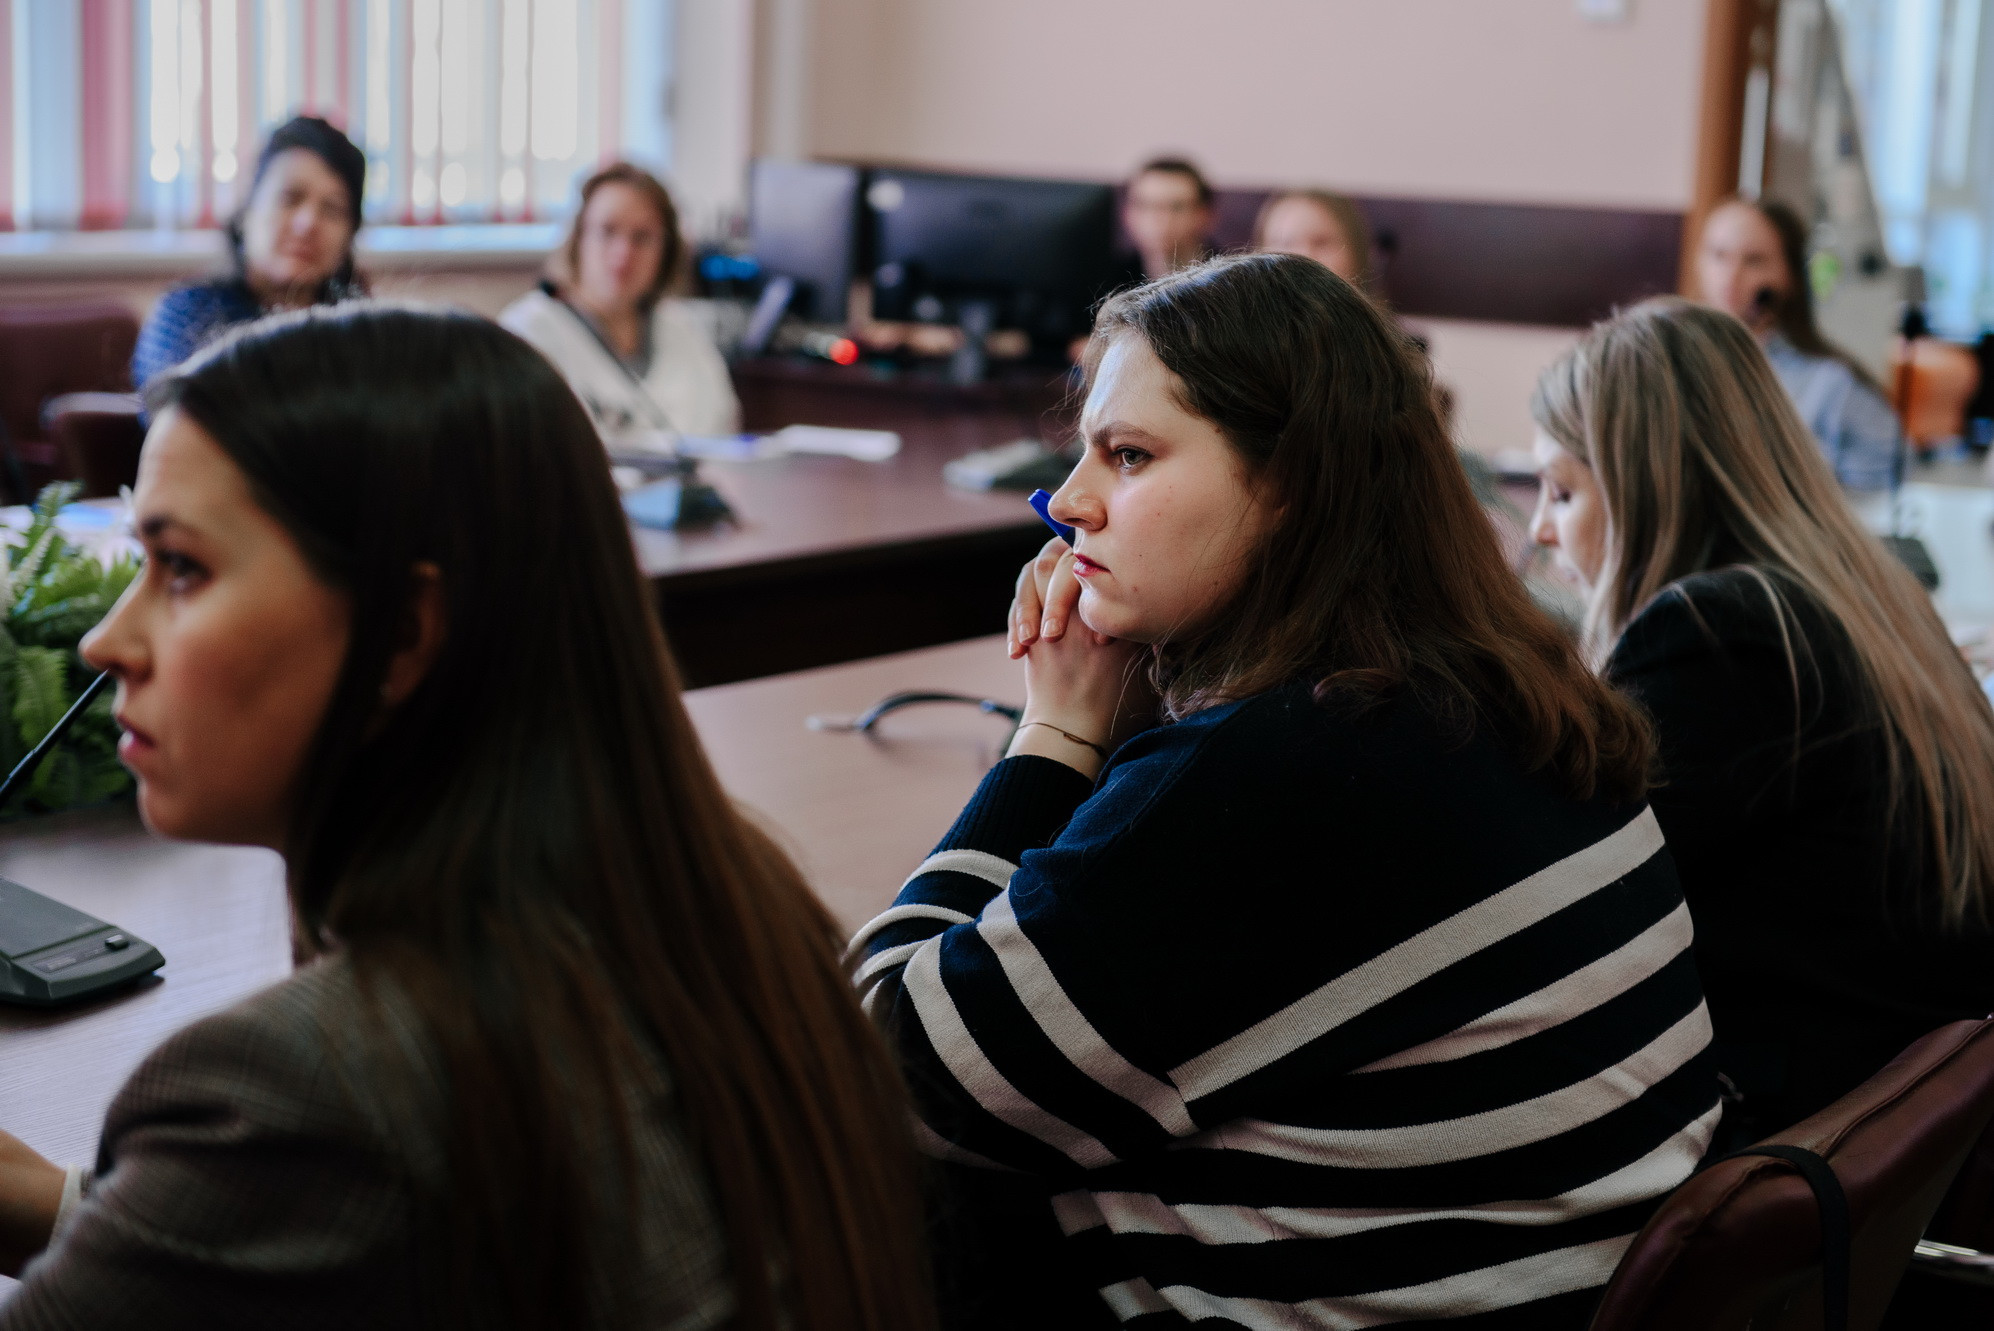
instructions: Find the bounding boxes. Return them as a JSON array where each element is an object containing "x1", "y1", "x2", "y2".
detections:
[{"x1": 829, "y1": 338, "x2": 860, "y2": 366}]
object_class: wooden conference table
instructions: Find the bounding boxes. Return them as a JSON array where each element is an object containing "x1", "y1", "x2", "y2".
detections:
[
  {"x1": 0, "y1": 634, "x2": 1024, "y2": 1263},
  {"x1": 650, "y1": 358, "x2": 1071, "y2": 687},
  {"x1": 9, "y1": 356, "x2": 1065, "y2": 692}
]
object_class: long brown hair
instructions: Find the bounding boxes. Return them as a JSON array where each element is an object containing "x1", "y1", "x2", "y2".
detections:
[
  {"x1": 559, "y1": 161, "x2": 687, "y2": 312},
  {"x1": 1533, "y1": 297, "x2": 1994, "y2": 924},
  {"x1": 1088, "y1": 253, "x2": 1651, "y2": 804},
  {"x1": 148, "y1": 305, "x2": 931, "y2": 1329}
]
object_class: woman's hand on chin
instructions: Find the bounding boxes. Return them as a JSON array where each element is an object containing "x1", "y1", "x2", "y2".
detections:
[
  {"x1": 0, "y1": 1128, "x2": 63, "y2": 1277},
  {"x1": 1010, "y1": 536, "x2": 1082, "y2": 661},
  {"x1": 1006, "y1": 539, "x2": 1151, "y2": 776}
]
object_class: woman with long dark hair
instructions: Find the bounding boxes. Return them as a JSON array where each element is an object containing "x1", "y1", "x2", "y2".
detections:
[
  {"x1": 1530, "y1": 297, "x2": 1994, "y2": 1149},
  {"x1": 131, "y1": 116, "x2": 369, "y2": 388},
  {"x1": 1694, "y1": 196, "x2": 1898, "y2": 490},
  {"x1": 0, "y1": 305, "x2": 930, "y2": 1330},
  {"x1": 851, "y1": 255, "x2": 1721, "y2": 1328}
]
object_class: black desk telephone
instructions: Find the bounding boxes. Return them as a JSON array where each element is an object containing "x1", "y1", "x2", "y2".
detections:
[{"x1": 0, "y1": 672, "x2": 164, "y2": 1005}]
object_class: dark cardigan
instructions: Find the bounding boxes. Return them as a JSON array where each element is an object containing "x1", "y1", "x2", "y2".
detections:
[
  {"x1": 130, "y1": 279, "x2": 263, "y2": 389},
  {"x1": 1607, "y1": 566, "x2": 1994, "y2": 1147}
]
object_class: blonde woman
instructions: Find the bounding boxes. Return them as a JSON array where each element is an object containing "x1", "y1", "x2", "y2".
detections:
[
  {"x1": 500, "y1": 162, "x2": 738, "y2": 447},
  {"x1": 1530, "y1": 297, "x2": 1994, "y2": 1148}
]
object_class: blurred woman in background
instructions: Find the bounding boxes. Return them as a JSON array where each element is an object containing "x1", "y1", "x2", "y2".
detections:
[
  {"x1": 1251, "y1": 188, "x2": 1462, "y2": 434},
  {"x1": 1694, "y1": 197, "x2": 1898, "y2": 490},
  {"x1": 131, "y1": 116, "x2": 367, "y2": 388},
  {"x1": 1531, "y1": 297, "x2": 1994, "y2": 1148},
  {"x1": 1252, "y1": 188, "x2": 1374, "y2": 294},
  {"x1": 0, "y1": 305, "x2": 929, "y2": 1330},
  {"x1": 501, "y1": 163, "x2": 738, "y2": 447}
]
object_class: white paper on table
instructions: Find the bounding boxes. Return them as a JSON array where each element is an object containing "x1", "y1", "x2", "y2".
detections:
[
  {"x1": 769, "y1": 424, "x2": 903, "y2": 462},
  {"x1": 675, "y1": 434, "x2": 778, "y2": 460},
  {"x1": 603, "y1": 427, "x2": 680, "y2": 456}
]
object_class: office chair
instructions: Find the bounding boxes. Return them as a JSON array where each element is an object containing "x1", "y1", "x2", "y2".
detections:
[
  {"x1": 1589, "y1": 1017, "x2": 1994, "y2": 1331},
  {"x1": 42, "y1": 393, "x2": 145, "y2": 498},
  {"x1": 0, "y1": 301, "x2": 140, "y2": 503}
]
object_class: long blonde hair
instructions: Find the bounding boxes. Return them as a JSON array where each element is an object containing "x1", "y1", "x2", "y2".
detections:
[{"x1": 1532, "y1": 297, "x2": 1994, "y2": 925}]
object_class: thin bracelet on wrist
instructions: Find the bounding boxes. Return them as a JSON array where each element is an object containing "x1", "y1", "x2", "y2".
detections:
[{"x1": 1017, "y1": 721, "x2": 1108, "y2": 760}]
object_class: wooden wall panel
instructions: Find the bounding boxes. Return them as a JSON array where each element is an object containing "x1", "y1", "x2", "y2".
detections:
[
  {"x1": 1156, "y1": 187, "x2": 1684, "y2": 330},
  {"x1": 1351, "y1": 196, "x2": 1681, "y2": 328}
]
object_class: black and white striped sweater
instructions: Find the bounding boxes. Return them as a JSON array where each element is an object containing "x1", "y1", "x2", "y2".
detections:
[{"x1": 852, "y1": 680, "x2": 1721, "y2": 1329}]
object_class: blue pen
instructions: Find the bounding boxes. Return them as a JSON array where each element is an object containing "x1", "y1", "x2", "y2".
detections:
[{"x1": 1028, "y1": 489, "x2": 1075, "y2": 544}]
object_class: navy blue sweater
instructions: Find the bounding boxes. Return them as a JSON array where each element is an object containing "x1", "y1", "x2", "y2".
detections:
[
  {"x1": 853, "y1": 680, "x2": 1721, "y2": 1329},
  {"x1": 131, "y1": 279, "x2": 263, "y2": 389}
]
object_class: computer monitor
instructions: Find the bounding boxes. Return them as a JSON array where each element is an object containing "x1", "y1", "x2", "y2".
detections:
[
  {"x1": 748, "y1": 160, "x2": 863, "y2": 324},
  {"x1": 866, "y1": 169, "x2": 1116, "y2": 356}
]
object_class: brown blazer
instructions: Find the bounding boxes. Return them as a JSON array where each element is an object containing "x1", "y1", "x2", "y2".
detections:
[{"x1": 1, "y1": 957, "x2": 734, "y2": 1329}]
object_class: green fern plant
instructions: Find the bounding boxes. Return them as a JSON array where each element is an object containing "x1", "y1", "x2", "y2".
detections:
[{"x1": 0, "y1": 483, "x2": 140, "y2": 816}]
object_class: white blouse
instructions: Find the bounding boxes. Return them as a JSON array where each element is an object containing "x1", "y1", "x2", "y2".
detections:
[{"x1": 498, "y1": 287, "x2": 740, "y2": 447}]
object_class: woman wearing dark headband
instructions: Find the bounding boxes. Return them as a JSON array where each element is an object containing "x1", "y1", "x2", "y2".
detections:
[{"x1": 131, "y1": 116, "x2": 367, "y2": 388}]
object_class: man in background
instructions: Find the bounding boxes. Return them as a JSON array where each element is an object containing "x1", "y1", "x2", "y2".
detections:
[{"x1": 1121, "y1": 157, "x2": 1216, "y2": 281}]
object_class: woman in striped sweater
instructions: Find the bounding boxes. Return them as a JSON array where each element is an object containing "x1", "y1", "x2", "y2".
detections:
[{"x1": 851, "y1": 254, "x2": 1722, "y2": 1329}]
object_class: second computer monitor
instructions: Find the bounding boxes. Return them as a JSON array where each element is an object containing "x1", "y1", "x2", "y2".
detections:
[{"x1": 867, "y1": 169, "x2": 1117, "y2": 349}]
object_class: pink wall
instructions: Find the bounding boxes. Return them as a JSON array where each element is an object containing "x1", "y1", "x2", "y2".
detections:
[
  {"x1": 808, "y1": 0, "x2": 1705, "y2": 211},
  {"x1": 803, "y1": 0, "x2": 1707, "y2": 454}
]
